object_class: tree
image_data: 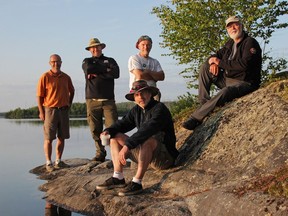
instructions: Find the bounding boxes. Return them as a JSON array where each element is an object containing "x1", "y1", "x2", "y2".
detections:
[{"x1": 152, "y1": 0, "x2": 288, "y2": 89}]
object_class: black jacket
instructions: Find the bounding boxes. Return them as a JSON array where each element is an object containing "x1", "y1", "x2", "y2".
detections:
[
  {"x1": 82, "y1": 54, "x2": 120, "y2": 99},
  {"x1": 105, "y1": 99, "x2": 179, "y2": 159},
  {"x1": 214, "y1": 32, "x2": 262, "y2": 88}
]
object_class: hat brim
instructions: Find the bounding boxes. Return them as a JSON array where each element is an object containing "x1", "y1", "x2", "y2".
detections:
[
  {"x1": 225, "y1": 21, "x2": 240, "y2": 27},
  {"x1": 125, "y1": 86, "x2": 159, "y2": 101},
  {"x1": 85, "y1": 43, "x2": 106, "y2": 51}
]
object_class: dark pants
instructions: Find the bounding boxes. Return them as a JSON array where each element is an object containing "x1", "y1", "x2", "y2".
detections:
[
  {"x1": 192, "y1": 62, "x2": 256, "y2": 121},
  {"x1": 86, "y1": 99, "x2": 118, "y2": 157}
]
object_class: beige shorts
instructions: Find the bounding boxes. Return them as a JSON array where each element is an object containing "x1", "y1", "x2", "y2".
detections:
[
  {"x1": 44, "y1": 107, "x2": 70, "y2": 140},
  {"x1": 129, "y1": 132, "x2": 175, "y2": 170}
]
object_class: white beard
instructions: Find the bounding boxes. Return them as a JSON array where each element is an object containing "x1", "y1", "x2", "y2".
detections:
[{"x1": 229, "y1": 28, "x2": 243, "y2": 40}]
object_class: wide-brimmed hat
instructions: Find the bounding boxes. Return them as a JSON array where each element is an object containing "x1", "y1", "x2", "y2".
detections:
[
  {"x1": 85, "y1": 38, "x2": 106, "y2": 50},
  {"x1": 135, "y1": 35, "x2": 153, "y2": 49},
  {"x1": 125, "y1": 80, "x2": 159, "y2": 101},
  {"x1": 225, "y1": 15, "x2": 241, "y2": 27}
]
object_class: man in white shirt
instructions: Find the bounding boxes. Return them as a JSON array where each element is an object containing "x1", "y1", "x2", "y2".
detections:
[{"x1": 128, "y1": 35, "x2": 165, "y2": 101}]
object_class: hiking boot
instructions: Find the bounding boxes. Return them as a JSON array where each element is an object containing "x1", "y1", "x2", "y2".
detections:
[
  {"x1": 182, "y1": 117, "x2": 201, "y2": 130},
  {"x1": 96, "y1": 177, "x2": 126, "y2": 190},
  {"x1": 46, "y1": 164, "x2": 54, "y2": 172},
  {"x1": 54, "y1": 161, "x2": 70, "y2": 169},
  {"x1": 118, "y1": 181, "x2": 143, "y2": 196}
]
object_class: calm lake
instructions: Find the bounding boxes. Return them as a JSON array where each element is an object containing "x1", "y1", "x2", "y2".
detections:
[{"x1": 0, "y1": 117, "x2": 112, "y2": 216}]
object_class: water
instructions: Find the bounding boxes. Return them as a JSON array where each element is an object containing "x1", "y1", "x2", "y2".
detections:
[{"x1": 0, "y1": 117, "x2": 109, "y2": 216}]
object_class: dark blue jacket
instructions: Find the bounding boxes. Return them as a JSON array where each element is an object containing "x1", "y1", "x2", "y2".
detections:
[{"x1": 105, "y1": 99, "x2": 179, "y2": 159}]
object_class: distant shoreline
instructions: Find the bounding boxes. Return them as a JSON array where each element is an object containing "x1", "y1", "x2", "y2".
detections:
[{"x1": 3, "y1": 101, "x2": 177, "y2": 119}]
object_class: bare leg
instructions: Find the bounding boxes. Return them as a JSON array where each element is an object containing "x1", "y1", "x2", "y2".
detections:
[
  {"x1": 55, "y1": 138, "x2": 65, "y2": 160},
  {"x1": 44, "y1": 140, "x2": 53, "y2": 162},
  {"x1": 110, "y1": 133, "x2": 128, "y2": 173},
  {"x1": 135, "y1": 138, "x2": 157, "y2": 179},
  {"x1": 111, "y1": 134, "x2": 157, "y2": 179}
]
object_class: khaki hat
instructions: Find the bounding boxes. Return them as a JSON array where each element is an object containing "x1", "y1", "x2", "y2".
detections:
[
  {"x1": 85, "y1": 38, "x2": 106, "y2": 50},
  {"x1": 225, "y1": 16, "x2": 241, "y2": 27},
  {"x1": 135, "y1": 35, "x2": 152, "y2": 49},
  {"x1": 125, "y1": 80, "x2": 159, "y2": 101}
]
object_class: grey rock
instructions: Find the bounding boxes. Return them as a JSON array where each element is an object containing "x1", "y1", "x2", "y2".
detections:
[{"x1": 30, "y1": 80, "x2": 288, "y2": 216}]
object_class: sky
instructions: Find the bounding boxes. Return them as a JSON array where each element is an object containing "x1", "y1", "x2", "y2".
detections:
[{"x1": 0, "y1": 0, "x2": 287, "y2": 112}]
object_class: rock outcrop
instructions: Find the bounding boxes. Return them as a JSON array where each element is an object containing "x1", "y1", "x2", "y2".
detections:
[{"x1": 30, "y1": 80, "x2": 288, "y2": 216}]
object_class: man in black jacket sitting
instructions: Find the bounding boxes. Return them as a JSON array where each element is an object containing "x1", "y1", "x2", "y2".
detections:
[
  {"x1": 183, "y1": 15, "x2": 262, "y2": 130},
  {"x1": 96, "y1": 80, "x2": 179, "y2": 196}
]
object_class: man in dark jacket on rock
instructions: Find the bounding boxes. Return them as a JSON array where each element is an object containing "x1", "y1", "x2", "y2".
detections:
[
  {"x1": 96, "y1": 80, "x2": 179, "y2": 196},
  {"x1": 183, "y1": 15, "x2": 262, "y2": 130}
]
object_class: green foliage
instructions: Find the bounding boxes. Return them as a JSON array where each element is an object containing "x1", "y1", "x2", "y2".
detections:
[
  {"x1": 116, "y1": 102, "x2": 135, "y2": 116},
  {"x1": 261, "y1": 56, "x2": 288, "y2": 84},
  {"x1": 4, "y1": 100, "x2": 188, "y2": 119},
  {"x1": 169, "y1": 93, "x2": 199, "y2": 117},
  {"x1": 70, "y1": 102, "x2": 87, "y2": 117},
  {"x1": 5, "y1": 106, "x2": 39, "y2": 119},
  {"x1": 152, "y1": 0, "x2": 288, "y2": 88},
  {"x1": 4, "y1": 102, "x2": 139, "y2": 119}
]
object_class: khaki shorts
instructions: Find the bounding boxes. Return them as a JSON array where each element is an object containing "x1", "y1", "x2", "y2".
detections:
[
  {"x1": 44, "y1": 107, "x2": 70, "y2": 140},
  {"x1": 129, "y1": 132, "x2": 175, "y2": 170}
]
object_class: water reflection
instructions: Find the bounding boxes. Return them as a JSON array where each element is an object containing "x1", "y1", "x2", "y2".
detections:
[
  {"x1": 0, "y1": 117, "x2": 129, "y2": 215},
  {"x1": 45, "y1": 202, "x2": 71, "y2": 216},
  {"x1": 0, "y1": 118, "x2": 94, "y2": 215}
]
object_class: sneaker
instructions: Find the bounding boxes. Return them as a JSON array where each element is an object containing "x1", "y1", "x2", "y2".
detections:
[
  {"x1": 182, "y1": 117, "x2": 201, "y2": 130},
  {"x1": 118, "y1": 181, "x2": 143, "y2": 196},
  {"x1": 54, "y1": 161, "x2": 70, "y2": 169},
  {"x1": 46, "y1": 164, "x2": 54, "y2": 172},
  {"x1": 96, "y1": 177, "x2": 126, "y2": 190}
]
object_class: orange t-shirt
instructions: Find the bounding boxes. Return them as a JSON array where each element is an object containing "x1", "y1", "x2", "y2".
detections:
[{"x1": 37, "y1": 70, "x2": 74, "y2": 107}]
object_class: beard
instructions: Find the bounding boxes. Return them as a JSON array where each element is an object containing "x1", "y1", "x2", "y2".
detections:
[{"x1": 229, "y1": 28, "x2": 243, "y2": 40}]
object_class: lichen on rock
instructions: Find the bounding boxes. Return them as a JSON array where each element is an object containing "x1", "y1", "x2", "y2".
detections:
[{"x1": 31, "y1": 80, "x2": 288, "y2": 216}]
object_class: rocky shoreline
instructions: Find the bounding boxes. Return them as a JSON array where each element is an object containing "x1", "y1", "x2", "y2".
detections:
[{"x1": 31, "y1": 80, "x2": 288, "y2": 216}]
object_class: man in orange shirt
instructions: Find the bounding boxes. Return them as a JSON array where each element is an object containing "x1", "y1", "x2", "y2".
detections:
[{"x1": 37, "y1": 54, "x2": 75, "y2": 172}]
